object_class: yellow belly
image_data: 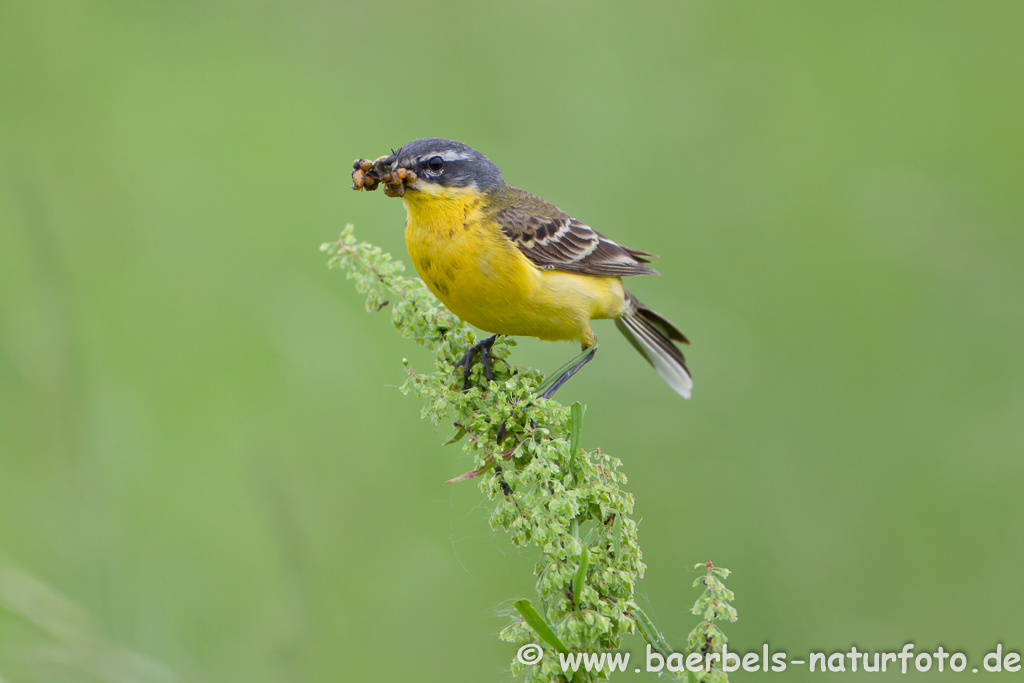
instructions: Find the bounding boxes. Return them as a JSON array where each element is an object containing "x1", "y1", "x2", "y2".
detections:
[{"x1": 402, "y1": 188, "x2": 625, "y2": 345}]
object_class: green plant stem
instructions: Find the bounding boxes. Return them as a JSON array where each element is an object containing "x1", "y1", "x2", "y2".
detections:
[{"x1": 323, "y1": 225, "x2": 736, "y2": 682}]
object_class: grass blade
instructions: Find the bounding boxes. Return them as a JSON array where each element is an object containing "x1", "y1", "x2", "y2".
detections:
[
  {"x1": 513, "y1": 599, "x2": 568, "y2": 654},
  {"x1": 572, "y1": 546, "x2": 590, "y2": 610},
  {"x1": 632, "y1": 606, "x2": 675, "y2": 658}
]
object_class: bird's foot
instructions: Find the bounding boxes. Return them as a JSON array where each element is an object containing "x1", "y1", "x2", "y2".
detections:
[
  {"x1": 496, "y1": 408, "x2": 535, "y2": 444},
  {"x1": 454, "y1": 334, "x2": 499, "y2": 391},
  {"x1": 496, "y1": 345, "x2": 596, "y2": 443}
]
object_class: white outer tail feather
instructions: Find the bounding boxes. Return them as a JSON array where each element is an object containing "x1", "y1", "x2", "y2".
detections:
[{"x1": 615, "y1": 294, "x2": 692, "y2": 399}]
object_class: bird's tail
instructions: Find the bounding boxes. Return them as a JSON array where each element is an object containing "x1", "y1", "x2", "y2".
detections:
[{"x1": 615, "y1": 291, "x2": 692, "y2": 398}]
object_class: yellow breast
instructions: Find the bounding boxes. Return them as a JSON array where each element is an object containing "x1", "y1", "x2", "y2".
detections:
[{"x1": 402, "y1": 186, "x2": 625, "y2": 345}]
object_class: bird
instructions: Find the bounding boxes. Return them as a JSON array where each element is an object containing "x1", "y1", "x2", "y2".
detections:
[{"x1": 352, "y1": 138, "x2": 692, "y2": 399}]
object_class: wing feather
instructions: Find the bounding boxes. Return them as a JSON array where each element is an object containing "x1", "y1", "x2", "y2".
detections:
[{"x1": 497, "y1": 207, "x2": 658, "y2": 277}]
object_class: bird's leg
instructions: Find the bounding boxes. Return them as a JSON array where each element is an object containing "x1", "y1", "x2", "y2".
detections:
[
  {"x1": 538, "y1": 345, "x2": 597, "y2": 400},
  {"x1": 454, "y1": 334, "x2": 499, "y2": 390},
  {"x1": 496, "y1": 344, "x2": 598, "y2": 443},
  {"x1": 479, "y1": 336, "x2": 497, "y2": 382}
]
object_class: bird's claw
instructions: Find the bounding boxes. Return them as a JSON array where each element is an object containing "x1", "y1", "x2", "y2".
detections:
[
  {"x1": 495, "y1": 408, "x2": 536, "y2": 445},
  {"x1": 455, "y1": 334, "x2": 498, "y2": 391}
]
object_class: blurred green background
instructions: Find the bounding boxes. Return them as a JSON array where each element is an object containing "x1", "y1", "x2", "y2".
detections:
[{"x1": 2, "y1": 1, "x2": 1022, "y2": 680}]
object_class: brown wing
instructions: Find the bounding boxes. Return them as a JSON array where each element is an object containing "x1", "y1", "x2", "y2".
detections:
[{"x1": 496, "y1": 207, "x2": 659, "y2": 277}]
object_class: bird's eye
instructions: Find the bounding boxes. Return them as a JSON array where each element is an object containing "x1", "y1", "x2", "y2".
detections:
[{"x1": 427, "y1": 156, "x2": 444, "y2": 172}]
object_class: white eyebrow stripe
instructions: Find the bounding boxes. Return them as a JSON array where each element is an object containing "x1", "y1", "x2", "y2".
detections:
[{"x1": 428, "y1": 150, "x2": 474, "y2": 162}]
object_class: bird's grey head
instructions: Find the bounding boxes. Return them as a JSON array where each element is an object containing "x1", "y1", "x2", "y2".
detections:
[{"x1": 393, "y1": 138, "x2": 505, "y2": 191}]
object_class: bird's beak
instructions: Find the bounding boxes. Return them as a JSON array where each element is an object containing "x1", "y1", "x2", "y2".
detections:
[{"x1": 371, "y1": 154, "x2": 398, "y2": 178}]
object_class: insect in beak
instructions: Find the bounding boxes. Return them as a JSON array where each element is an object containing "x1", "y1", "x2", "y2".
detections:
[{"x1": 351, "y1": 154, "x2": 417, "y2": 197}]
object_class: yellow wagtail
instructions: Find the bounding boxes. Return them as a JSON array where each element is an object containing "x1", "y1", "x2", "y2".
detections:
[{"x1": 352, "y1": 138, "x2": 692, "y2": 400}]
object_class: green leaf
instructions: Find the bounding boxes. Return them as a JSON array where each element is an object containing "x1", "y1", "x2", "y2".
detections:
[
  {"x1": 443, "y1": 425, "x2": 467, "y2": 445},
  {"x1": 513, "y1": 599, "x2": 569, "y2": 654},
  {"x1": 572, "y1": 545, "x2": 590, "y2": 610},
  {"x1": 632, "y1": 606, "x2": 674, "y2": 658}
]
